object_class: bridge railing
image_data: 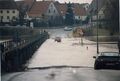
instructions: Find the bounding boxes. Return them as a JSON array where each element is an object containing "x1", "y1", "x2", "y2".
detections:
[
  {"x1": 1, "y1": 31, "x2": 49, "y2": 72},
  {"x1": 0, "y1": 31, "x2": 49, "y2": 54}
]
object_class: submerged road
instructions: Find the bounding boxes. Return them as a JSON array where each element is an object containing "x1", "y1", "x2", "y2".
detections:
[
  {"x1": 28, "y1": 29, "x2": 118, "y2": 68},
  {"x1": 2, "y1": 28, "x2": 120, "y2": 81}
]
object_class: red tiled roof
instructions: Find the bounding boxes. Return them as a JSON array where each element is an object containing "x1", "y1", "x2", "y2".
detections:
[
  {"x1": 57, "y1": 3, "x2": 87, "y2": 16},
  {"x1": 16, "y1": 0, "x2": 34, "y2": 11},
  {"x1": 57, "y1": 4, "x2": 67, "y2": 16},
  {"x1": 27, "y1": 1, "x2": 87, "y2": 17},
  {"x1": 16, "y1": 1, "x2": 24, "y2": 9},
  {"x1": 73, "y1": 4, "x2": 87, "y2": 16},
  {"x1": 28, "y1": 1, "x2": 52, "y2": 17},
  {"x1": 24, "y1": 0, "x2": 35, "y2": 8}
]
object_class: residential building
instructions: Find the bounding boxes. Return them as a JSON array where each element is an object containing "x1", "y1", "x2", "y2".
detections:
[
  {"x1": 80, "y1": 3, "x2": 89, "y2": 11},
  {"x1": 57, "y1": 3, "x2": 87, "y2": 24},
  {"x1": 0, "y1": 0, "x2": 19, "y2": 25},
  {"x1": 27, "y1": 1, "x2": 62, "y2": 27},
  {"x1": 15, "y1": 0, "x2": 88, "y2": 27},
  {"x1": 88, "y1": 0, "x2": 110, "y2": 27},
  {"x1": 73, "y1": 3, "x2": 87, "y2": 21}
]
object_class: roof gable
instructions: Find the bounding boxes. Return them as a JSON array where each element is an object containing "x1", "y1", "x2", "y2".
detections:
[
  {"x1": 56, "y1": 3, "x2": 87, "y2": 16},
  {"x1": 56, "y1": 3, "x2": 67, "y2": 16},
  {"x1": 28, "y1": 1, "x2": 52, "y2": 17},
  {"x1": 73, "y1": 4, "x2": 87, "y2": 16}
]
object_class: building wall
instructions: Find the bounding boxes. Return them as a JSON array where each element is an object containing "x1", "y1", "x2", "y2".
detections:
[
  {"x1": 46, "y1": 2, "x2": 59, "y2": 19},
  {"x1": 98, "y1": 7, "x2": 105, "y2": 19},
  {"x1": 75, "y1": 15, "x2": 86, "y2": 21},
  {"x1": 81, "y1": 16, "x2": 87, "y2": 21},
  {"x1": 75, "y1": 16, "x2": 80, "y2": 20},
  {"x1": 45, "y1": 2, "x2": 62, "y2": 25},
  {"x1": 0, "y1": 9, "x2": 19, "y2": 23}
]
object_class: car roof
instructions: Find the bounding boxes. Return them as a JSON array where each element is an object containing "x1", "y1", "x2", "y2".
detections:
[{"x1": 99, "y1": 52, "x2": 120, "y2": 56}]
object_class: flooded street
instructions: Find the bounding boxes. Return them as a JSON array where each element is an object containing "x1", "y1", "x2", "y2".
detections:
[{"x1": 28, "y1": 29, "x2": 118, "y2": 68}]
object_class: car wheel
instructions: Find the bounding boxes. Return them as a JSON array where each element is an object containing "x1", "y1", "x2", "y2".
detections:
[{"x1": 116, "y1": 64, "x2": 120, "y2": 70}]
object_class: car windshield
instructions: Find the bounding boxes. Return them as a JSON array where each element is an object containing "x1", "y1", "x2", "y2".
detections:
[{"x1": 1, "y1": 0, "x2": 120, "y2": 81}]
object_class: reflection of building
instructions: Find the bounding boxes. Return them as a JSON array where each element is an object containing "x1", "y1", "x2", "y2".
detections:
[{"x1": 0, "y1": 0, "x2": 19, "y2": 25}]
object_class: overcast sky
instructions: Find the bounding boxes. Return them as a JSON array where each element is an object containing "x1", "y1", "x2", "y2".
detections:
[{"x1": 15, "y1": 0, "x2": 93, "y2": 4}]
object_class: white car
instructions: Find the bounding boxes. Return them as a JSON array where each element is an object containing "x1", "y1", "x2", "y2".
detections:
[{"x1": 64, "y1": 27, "x2": 72, "y2": 31}]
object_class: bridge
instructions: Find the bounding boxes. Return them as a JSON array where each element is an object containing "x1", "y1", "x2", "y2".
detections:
[{"x1": 1, "y1": 31, "x2": 49, "y2": 72}]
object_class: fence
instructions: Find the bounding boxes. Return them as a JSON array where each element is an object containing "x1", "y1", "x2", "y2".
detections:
[{"x1": 1, "y1": 32, "x2": 49, "y2": 72}]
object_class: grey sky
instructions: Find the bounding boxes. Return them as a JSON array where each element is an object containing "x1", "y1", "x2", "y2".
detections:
[{"x1": 15, "y1": 0, "x2": 93, "y2": 4}]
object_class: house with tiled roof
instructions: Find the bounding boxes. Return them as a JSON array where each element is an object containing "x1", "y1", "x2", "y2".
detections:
[
  {"x1": 16, "y1": 0, "x2": 36, "y2": 12},
  {"x1": 73, "y1": 3, "x2": 87, "y2": 21},
  {"x1": 16, "y1": 0, "x2": 36, "y2": 20},
  {"x1": 0, "y1": 0, "x2": 19, "y2": 25},
  {"x1": 80, "y1": 3, "x2": 89, "y2": 11},
  {"x1": 57, "y1": 3, "x2": 87, "y2": 23},
  {"x1": 28, "y1": 1, "x2": 50, "y2": 18},
  {"x1": 15, "y1": 0, "x2": 88, "y2": 27},
  {"x1": 88, "y1": 0, "x2": 117, "y2": 27},
  {"x1": 27, "y1": 0, "x2": 63, "y2": 27}
]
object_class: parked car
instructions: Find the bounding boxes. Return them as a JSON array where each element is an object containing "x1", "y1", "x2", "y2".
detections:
[
  {"x1": 55, "y1": 37, "x2": 61, "y2": 42},
  {"x1": 64, "y1": 27, "x2": 72, "y2": 31},
  {"x1": 93, "y1": 52, "x2": 120, "y2": 70}
]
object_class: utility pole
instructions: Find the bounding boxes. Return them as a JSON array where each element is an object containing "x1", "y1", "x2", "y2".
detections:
[
  {"x1": 118, "y1": 0, "x2": 120, "y2": 54},
  {"x1": 119, "y1": 0, "x2": 120, "y2": 40},
  {"x1": 96, "y1": 0, "x2": 99, "y2": 54}
]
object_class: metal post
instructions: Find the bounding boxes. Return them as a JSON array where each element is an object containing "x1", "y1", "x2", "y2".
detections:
[
  {"x1": 119, "y1": 0, "x2": 120, "y2": 40},
  {"x1": 118, "y1": 0, "x2": 120, "y2": 54},
  {"x1": 96, "y1": 0, "x2": 99, "y2": 54}
]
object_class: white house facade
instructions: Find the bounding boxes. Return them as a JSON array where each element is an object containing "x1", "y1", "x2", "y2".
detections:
[
  {"x1": 0, "y1": 9, "x2": 19, "y2": 23},
  {"x1": 0, "y1": 0, "x2": 19, "y2": 25}
]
